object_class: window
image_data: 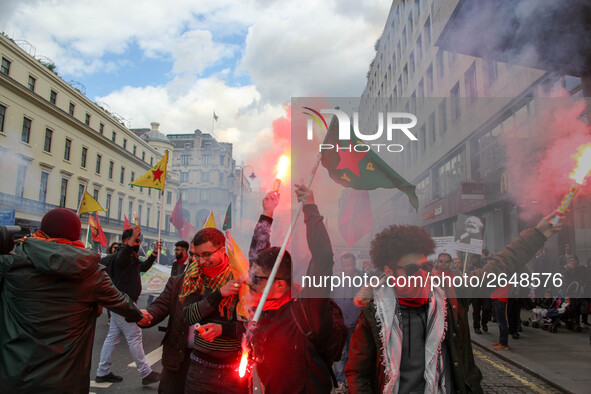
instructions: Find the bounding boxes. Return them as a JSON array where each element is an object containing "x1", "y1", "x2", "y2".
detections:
[
  {"x1": 118, "y1": 197, "x2": 123, "y2": 220},
  {"x1": 150, "y1": 157, "x2": 153, "y2": 166},
  {"x1": 484, "y1": 59, "x2": 498, "y2": 90},
  {"x1": 142, "y1": 151, "x2": 145, "y2": 161},
  {"x1": 39, "y1": 171, "x2": 49, "y2": 202},
  {"x1": 93, "y1": 189, "x2": 99, "y2": 201},
  {"x1": 425, "y1": 17, "x2": 431, "y2": 47},
  {"x1": 69, "y1": 102, "x2": 75, "y2": 116},
  {"x1": 16, "y1": 165, "x2": 26, "y2": 198},
  {"x1": 96, "y1": 154, "x2": 102, "y2": 174},
  {"x1": 439, "y1": 101, "x2": 447, "y2": 135},
  {"x1": 50, "y1": 90, "x2": 57, "y2": 105},
  {"x1": 181, "y1": 155, "x2": 190, "y2": 165},
  {"x1": 44, "y1": 129, "x2": 53, "y2": 152},
  {"x1": 450, "y1": 82, "x2": 461, "y2": 121},
  {"x1": 218, "y1": 172, "x2": 224, "y2": 185},
  {"x1": 429, "y1": 113, "x2": 436, "y2": 143},
  {"x1": 165, "y1": 214, "x2": 170, "y2": 232},
  {"x1": 99, "y1": 123, "x2": 104, "y2": 135},
  {"x1": 420, "y1": 125, "x2": 426, "y2": 152},
  {"x1": 108, "y1": 160, "x2": 114, "y2": 179},
  {"x1": 202, "y1": 155, "x2": 210, "y2": 165},
  {"x1": 436, "y1": 50, "x2": 444, "y2": 78},
  {"x1": 200, "y1": 190, "x2": 210, "y2": 201},
  {"x1": 180, "y1": 172, "x2": 189, "y2": 182},
  {"x1": 181, "y1": 190, "x2": 188, "y2": 202},
  {"x1": 146, "y1": 207, "x2": 150, "y2": 227},
  {"x1": 78, "y1": 184, "x2": 85, "y2": 206},
  {"x1": 0, "y1": 104, "x2": 5, "y2": 133},
  {"x1": 219, "y1": 155, "x2": 225, "y2": 165},
  {"x1": 426, "y1": 64, "x2": 433, "y2": 93},
  {"x1": 28, "y1": 76, "x2": 36, "y2": 91},
  {"x1": 106, "y1": 194, "x2": 112, "y2": 218},
  {"x1": 59, "y1": 178, "x2": 68, "y2": 207},
  {"x1": 434, "y1": 150, "x2": 467, "y2": 197},
  {"x1": 130, "y1": 172, "x2": 135, "y2": 189},
  {"x1": 81, "y1": 147, "x2": 87, "y2": 168},
  {"x1": 133, "y1": 145, "x2": 136, "y2": 155},
  {"x1": 84, "y1": 113, "x2": 90, "y2": 126},
  {"x1": 201, "y1": 172, "x2": 210, "y2": 182},
  {"x1": 21, "y1": 117, "x2": 31, "y2": 143},
  {"x1": 123, "y1": 139, "x2": 127, "y2": 150},
  {"x1": 64, "y1": 138, "x2": 72, "y2": 161},
  {"x1": 120, "y1": 167, "x2": 125, "y2": 184},
  {"x1": 465, "y1": 62, "x2": 477, "y2": 101},
  {"x1": 1, "y1": 57, "x2": 10, "y2": 75},
  {"x1": 138, "y1": 205, "x2": 142, "y2": 224},
  {"x1": 112, "y1": 131, "x2": 116, "y2": 142},
  {"x1": 167, "y1": 191, "x2": 172, "y2": 204},
  {"x1": 128, "y1": 201, "x2": 133, "y2": 219}
]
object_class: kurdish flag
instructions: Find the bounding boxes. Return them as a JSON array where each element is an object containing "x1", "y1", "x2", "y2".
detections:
[
  {"x1": 225, "y1": 230, "x2": 250, "y2": 319},
  {"x1": 79, "y1": 191, "x2": 106, "y2": 215},
  {"x1": 130, "y1": 150, "x2": 168, "y2": 190},
  {"x1": 88, "y1": 212, "x2": 108, "y2": 248},
  {"x1": 222, "y1": 203, "x2": 232, "y2": 231},
  {"x1": 320, "y1": 117, "x2": 419, "y2": 211}
]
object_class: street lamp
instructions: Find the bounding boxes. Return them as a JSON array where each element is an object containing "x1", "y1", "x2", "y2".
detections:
[{"x1": 233, "y1": 164, "x2": 256, "y2": 230}]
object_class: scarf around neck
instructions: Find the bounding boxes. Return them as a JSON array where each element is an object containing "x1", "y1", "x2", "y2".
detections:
[
  {"x1": 21, "y1": 230, "x2": 85, "y2": 249},
  {"x1": 374, "y1": 276, "x2": 447, "y2": 394},
  {"x1": 179, "y1": 256, "x2": 236, "y2": 319}
]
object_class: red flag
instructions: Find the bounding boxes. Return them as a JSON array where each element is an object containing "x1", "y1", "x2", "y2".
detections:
[
  {"x1": 339, "y1": 189, "x2": 373, "y2": 247},
  {"x1": 123, "y1": 215, "x2": 133, "y2": 230},
  {"x1": 95, "y1": 213, "x2": 108, "y2": 248},
  {"x1": 170, "y1": 196, "x2": 197, "y2": 240},
  {"x1": 170, "y1": 196, "x2": 184, "y2": 232}
]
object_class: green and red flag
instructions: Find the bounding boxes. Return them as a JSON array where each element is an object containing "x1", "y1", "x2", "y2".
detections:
[
  {"x1": 88, "y1": 212, "x2": 108, "y2": 248},
  {"x1": 222, "y1": 203, "x2": 232, "y2": 231},
  {"x1": 320, "y1": 117, "x2": 419, "y2": 211}
]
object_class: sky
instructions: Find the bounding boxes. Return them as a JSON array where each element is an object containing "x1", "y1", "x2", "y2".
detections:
[{"x1": 1, "y1": 0, "x2": 391, "y2": 162}]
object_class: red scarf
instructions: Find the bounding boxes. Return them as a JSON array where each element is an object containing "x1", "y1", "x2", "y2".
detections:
[
  {"x1": 262, "y1": 283, "x2": 302, "y2": 311},
  {"x1": 202, "y1": 259, "x2": 229, "y2": 277},
  {"x1": 177, "y1": 254, "x2": 189, "y2": 266},
  {"x1": 20, "y1": 231, "x2": 85, "y2": 249},
  {"x1": 398, "y1": 269, "x2": 430, "y2": 307}
]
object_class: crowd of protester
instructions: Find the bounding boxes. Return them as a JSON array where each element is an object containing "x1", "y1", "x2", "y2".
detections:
[{"x1": 1, "y1": 184, "x2": 578, "y2": 394}]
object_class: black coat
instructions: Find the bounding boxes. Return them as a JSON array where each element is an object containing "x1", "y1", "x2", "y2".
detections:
[
  {"x1": 0, "y1": 238, "x2": 143, "y2": 394},
  {"x1": 145, "y1": 273, "x2": 189, "y2": 371},
  {"x1": 103, "y1": 244, "x2": 157, "y2": 302}
]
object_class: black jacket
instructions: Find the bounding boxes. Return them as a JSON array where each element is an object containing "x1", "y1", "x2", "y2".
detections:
[
  {"x1": 0, "y1": 238, "x2": 143, "y2": 394},
  {"x1": 104, "y1": 244, "x2": 157, "y2": 302},
  {"x1": 145, "y1": 273, "x2": 189, "y2": 371},
  {"x1": 251, "y1": 205, "x2": 336, "y2": 393}
]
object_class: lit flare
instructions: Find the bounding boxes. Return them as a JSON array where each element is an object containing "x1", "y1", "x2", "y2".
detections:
[
  {"x1": 272, "y1": 155, "x2": 290, "y2": 192},
  {"x1": 238, "y1": 350, "x2": 248, "y2": 378},
  {"x1": 550, "y1": 143, "x2": 591, "y2": 225}
]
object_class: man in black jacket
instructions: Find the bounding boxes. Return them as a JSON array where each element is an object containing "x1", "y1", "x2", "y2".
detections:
[
  {"x1": 96, "y1": 225, "x2": 161, "y2": 385},
  {"x1": 171, "y1": 240, "x2": 190, "y2": 276},
  {"x1": 0, "y1": 208, "x2": 144, "y2": 394},
  {"x1": 246, "y1": 185, "x2": 340, "y2": 393},
  {"x1": 139, "y1": 273, "x2": 189, "y2": 394}
]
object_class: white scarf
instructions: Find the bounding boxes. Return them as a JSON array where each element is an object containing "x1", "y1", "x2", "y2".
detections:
[{"x1": 374, "y1": 277, "x2": 447, "y2": 394}]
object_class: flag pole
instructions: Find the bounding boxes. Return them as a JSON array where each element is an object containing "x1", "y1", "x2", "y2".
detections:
[
  {"x1": 252, "y1": 151, "x2": 324, "y2": 323},
  {"x1": 76, "y1": 182, "x2": 89, "y2": 215},
  {"x1": 157, "y1": 187, "x2": 164, "y2": 265}
]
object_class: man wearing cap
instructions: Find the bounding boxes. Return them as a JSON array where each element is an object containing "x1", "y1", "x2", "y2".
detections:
[{"x1": 0, "y1": 208, "x2": 144, "y2": 393}]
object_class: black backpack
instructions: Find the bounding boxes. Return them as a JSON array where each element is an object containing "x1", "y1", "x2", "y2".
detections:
[{"x1": 290, "y1": 298, "x2": 348, "y2": 387}]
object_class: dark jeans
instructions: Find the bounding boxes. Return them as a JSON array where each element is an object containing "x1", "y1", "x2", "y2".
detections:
[
  {"x1": 185, "y1": 355, "x2": 250, "y2": 394},
  {"x1": 333, "y1": 326, "x2": 355, "y2": 383},
  {"x1": 507, "y1": 298, "x2": 522, "y2": 334},
  {"x1": 159, "y1": 351, "x2": 191, "y2": 394},
  {"x1": 472, "y1": 298, "x2": 491, "y2": 329},
  {"x1": 492, "y1": 299, "x2": 509, "y2": 346}
]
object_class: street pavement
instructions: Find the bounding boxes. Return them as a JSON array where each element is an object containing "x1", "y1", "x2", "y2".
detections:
[
  {"x1": 470, "y1": 310, "x2": 591, "y2": 394},
  {"x1": 87, "y1": 296, "x2": 586, "y2": 393}
]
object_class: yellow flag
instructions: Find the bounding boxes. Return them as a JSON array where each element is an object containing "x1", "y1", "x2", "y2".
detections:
[
  {"x1": 79, "y1": 191, "x2": 106, "y2": 215},
  {"x1": 225, "y1": 230, "x2": 251, "y2": 319},
  {"x1": 130, "y1": 150, "x2": 168, "y2": 190},
  {"x1": 203, "y1": 212, "x2": 216, "y2": 228}
]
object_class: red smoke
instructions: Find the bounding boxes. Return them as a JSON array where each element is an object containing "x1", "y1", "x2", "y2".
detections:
[{"x1": 503, "y1": 98, "x2": 591, "y2": 221}]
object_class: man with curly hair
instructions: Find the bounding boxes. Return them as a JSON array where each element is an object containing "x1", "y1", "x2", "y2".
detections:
[{"x1": 345, "y1": 213, "x2": 562, "y2": 393}]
